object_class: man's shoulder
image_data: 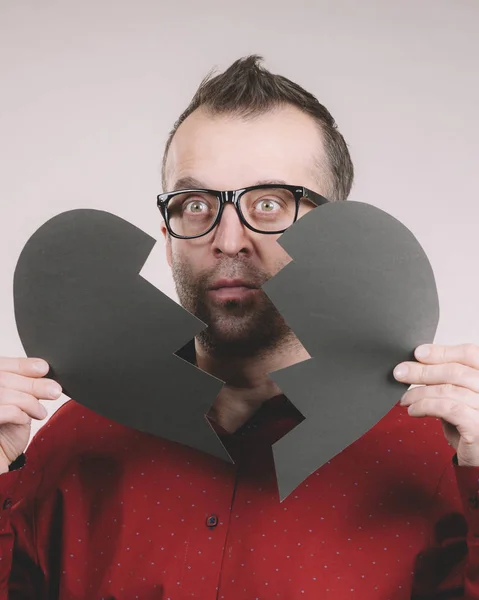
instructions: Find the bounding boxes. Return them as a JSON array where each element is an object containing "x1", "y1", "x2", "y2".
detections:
[
  {"x1": 25, "y1": 399, "x2": 221, "y2": 500},
  {"x1": 41, "y1": 399, "x2": 130, "y2": 437},
  {"x1": 29, "y1": 399, "x2": 152, "y2": 463}
]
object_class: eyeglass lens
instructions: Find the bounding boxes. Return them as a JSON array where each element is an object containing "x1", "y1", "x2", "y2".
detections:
[{"x1": 167, "y1": 187, "x2": 297, "y2": 237}]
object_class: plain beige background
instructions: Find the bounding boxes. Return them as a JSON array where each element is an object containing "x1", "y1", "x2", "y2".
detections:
[{"x1": 1, "y1": 1, "x2": 478, "y2": 441}]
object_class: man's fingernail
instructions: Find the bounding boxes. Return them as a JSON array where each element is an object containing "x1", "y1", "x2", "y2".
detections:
[
  {"x1": 33, "y1": 360, "x2": 48, "y2": 373},
  {"x1": 47, "y1": 385, "x2": 62, "y2": 398},
  {"x1": 415, "y1": 345, "x2": 430, "y2": 359},
  {"x1": 394, "y1": 365, "x2": 409, "y2": 380}
]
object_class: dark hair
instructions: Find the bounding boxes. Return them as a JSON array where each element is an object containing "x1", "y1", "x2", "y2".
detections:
[{"x1": 161, "y1": 55, "x2": 354, "y2": 202}]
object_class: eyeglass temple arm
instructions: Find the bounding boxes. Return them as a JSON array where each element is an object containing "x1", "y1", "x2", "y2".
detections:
[{"x1": 304, "y1": 189, "x2": 331, "y2": 207}]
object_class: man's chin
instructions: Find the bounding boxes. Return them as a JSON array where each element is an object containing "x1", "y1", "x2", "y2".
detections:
[
  {"x1": 196, "y1": 315, "x2": 287, "y2": 357},
  {"x1": 197, "y1": 329, "x2": 267, "y2": 357},
  {"x1": 203, "y1": 320, "x2": 260, "y2": 344},
  {"x1": 185, "y1": 292, "x2": 288, "y2": 356},
  {"x1": 207, "y1": 294, "x2": 260, "y2": 313}
]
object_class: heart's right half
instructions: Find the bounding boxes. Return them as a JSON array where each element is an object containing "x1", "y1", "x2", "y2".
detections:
[{"x1": 262, "y1": 201, "x2": 439, "y2": 501}]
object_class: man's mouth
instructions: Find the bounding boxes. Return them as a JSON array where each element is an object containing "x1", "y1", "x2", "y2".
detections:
[{"x1": 208, "y1": 279, "x2": 260, "y2": 301}]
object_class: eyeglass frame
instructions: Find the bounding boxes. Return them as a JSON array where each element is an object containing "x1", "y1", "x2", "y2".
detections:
[{"x1": 157, "y1": 184, "x2": 330, "y2": 239}]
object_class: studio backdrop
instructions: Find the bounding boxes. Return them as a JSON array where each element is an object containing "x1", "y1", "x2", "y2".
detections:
[{"x1": 0, "y1": 0, "x2": 478, "y2": 441}]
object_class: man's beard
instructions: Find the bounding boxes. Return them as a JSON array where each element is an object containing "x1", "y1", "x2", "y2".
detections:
[{"x1": 171, "y1": 256, "x2": 292, "y2": 358}]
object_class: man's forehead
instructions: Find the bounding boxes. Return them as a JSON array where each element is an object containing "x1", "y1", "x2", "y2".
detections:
[{"x1": 165, "y1": 118, "x2": 326, "y2": 191}]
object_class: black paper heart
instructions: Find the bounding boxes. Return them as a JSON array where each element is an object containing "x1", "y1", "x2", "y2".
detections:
[
  {"x1": 13, "y1": 202, "x2": 439, "y2": 500},
  {"x1": 13, "y1": 210, "x2": 230, "y2": 462},
  {"x1": 263, "y1": 201, "x2": 439, "y2": 499}
]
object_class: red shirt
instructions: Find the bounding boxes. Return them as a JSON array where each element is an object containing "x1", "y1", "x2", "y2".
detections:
[{"x1": 1, "y1": 396, "x2": 479, "y2": 599}]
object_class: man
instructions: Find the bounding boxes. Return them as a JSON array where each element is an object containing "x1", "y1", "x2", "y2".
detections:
[{"x1": 1, "y1": 55, "x2": 479, "y2": 599}]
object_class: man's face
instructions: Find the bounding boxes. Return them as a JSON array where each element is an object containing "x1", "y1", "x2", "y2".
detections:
[{"x1": 162, "y1": 105, "x2": 329, "y2": 357}]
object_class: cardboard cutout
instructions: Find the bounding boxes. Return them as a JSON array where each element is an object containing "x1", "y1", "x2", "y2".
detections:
[
  {"x1": 13, "y1": 202, "x2": 439, "y2": 499},
  {"x1": 14, "y1": 210, "x2": 230, "y2": 462}
]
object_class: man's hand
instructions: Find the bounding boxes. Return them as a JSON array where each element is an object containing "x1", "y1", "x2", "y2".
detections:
[
  {"x1": 0, "y1": 357, "x2": 62, "y2": 474},
  {"x1": 395, "y1": 343, "x2": 479, "y2": 467}
]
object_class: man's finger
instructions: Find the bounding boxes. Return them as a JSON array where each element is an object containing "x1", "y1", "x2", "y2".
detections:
[
  {"x1": 0, "y1": 388, "x2": 48, "y2": 420},
  {"x1": 401, "y1": 383, "x2": 479, "y2": 410},
  {"x1": 413, "y1": 343, "x2": 479, "y2": 369},
  {"x1": 0, "y1": 405, "x2": 31, "y2": 427},
  {"x1": 0, "y1": 357, "x2": 49, "y2": 377},
  {"x1": 0, "y1": 371, "x2": 62, "y2": 400},
  {"x1": 406, "y1": 396, "x2": 475, "y2": 429},
  {"x1": 394, "y1": 362, "x2": 479, "y2": 394},
  {"x1": 407, "y1": 397, "x2": 479, "y2": 447}
]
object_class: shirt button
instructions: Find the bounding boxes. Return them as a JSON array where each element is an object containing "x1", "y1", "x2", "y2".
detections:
[
  {"x1": 2, "y1": 498, "x2": 12, "y2": 510},
  {"x1": 206, "y1": 514, "x2": 218, "y2": 528}
]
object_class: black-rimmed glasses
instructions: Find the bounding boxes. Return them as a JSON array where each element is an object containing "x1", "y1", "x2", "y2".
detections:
[{"x1": 157, "y1": 184, "x2": 330, "y2": 239}]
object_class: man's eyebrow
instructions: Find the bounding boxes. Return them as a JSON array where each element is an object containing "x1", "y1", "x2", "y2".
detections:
[
  {"x1": 171, "y1": 176, "x2": 208, "y2": 191},
  {"x1": 254, "y1": 179, "x2": 289, "y2": 187},
  {"x1": 171, "y1": 177, "x2": 291, "y2": 191}
]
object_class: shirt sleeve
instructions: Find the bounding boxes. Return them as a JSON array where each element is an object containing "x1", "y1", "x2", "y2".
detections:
[
  {"x1": 453, "y1": 458, "x2": 479, "y2": 598},
  {"x1": 0, "y1": 453, "x2": 45, "y2": 599},
  {"x1": 408, "y1": 454, "x2": 479, "y2": 599}
]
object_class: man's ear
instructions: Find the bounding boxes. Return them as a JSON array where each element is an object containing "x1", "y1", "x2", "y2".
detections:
[{"x1": 160, "y1": 221, "x2": 173, "y2": 268}]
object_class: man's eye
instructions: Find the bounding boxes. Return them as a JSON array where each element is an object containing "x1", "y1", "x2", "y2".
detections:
[
  {"x1": 182, "y1": 196, "x2": 214, "y2": 214},
  {"x1": 184, "y1": 200, "x2": 207, "y2": 213},
  {"x1": 255, "y1": 198, "x2": 282, "y2": 212}
]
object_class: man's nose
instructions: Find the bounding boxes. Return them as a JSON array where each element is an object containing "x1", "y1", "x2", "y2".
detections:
[{"x1": 212, "y1": 203, "x2": 253, "y2": 257}]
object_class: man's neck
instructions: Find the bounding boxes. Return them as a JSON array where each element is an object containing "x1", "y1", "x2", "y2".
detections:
[{"x1": 194, "y1": 336, "x2": 310, "y2": 433}]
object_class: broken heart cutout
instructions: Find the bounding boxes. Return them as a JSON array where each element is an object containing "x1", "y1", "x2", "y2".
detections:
[
  {"x1": 263, "y1": 201, "x2": 439, "y2": 499},
  {"x1": 14, "y1": 210, "x2": 230, "y2": 463},
  {"x1": 13, "y1": 202, "x2": 439, "y2": 500}
]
